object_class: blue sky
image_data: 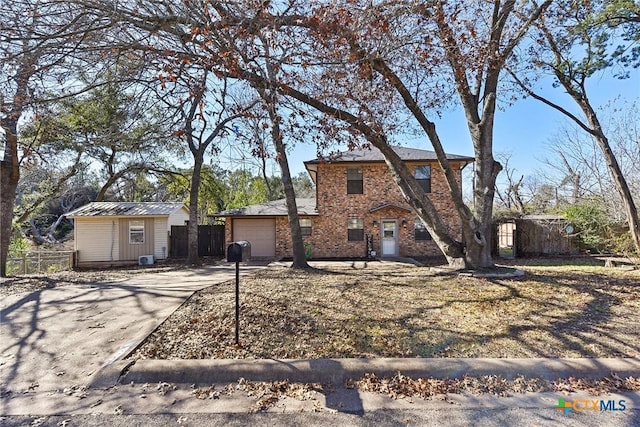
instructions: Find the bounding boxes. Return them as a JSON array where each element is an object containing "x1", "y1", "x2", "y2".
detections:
[
  {"x1": 214, "y1": 68, "x2": 638, "y2": 184},
  {"x1": 287, "y1": 70, "x2": 638, "y2": 176}
]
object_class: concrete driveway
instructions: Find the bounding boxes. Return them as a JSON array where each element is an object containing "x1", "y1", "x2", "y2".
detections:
[{"x1": 1, "y1": 263, "x2": 265, "y2": 414}]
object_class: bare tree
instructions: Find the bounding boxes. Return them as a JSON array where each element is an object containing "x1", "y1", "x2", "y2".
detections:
[
  {"x1": 253, "y1": 35, "x2": 309, "y2": 269},
  {"x1": 0, "y1": 0, "x2": 109, "y2": 276},
  {"x1": 538, "y1": 106, "x2": 640, "y2": 223},
  {"x1": 510, "y1": 0, "x2": 640, "y2": 254},
  {"x1": 541, "y1": 128, "x2": 609, "y2": 208},
  {"x1": 156, "y1": 69, "x2": 256, "y2": 265},
  {"x1": 495, "y1": 153, "x2": 526, "y2": 214}
]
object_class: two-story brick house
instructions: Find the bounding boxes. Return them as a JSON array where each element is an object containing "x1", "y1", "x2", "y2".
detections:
[{"x1": 217, "y1": 145, "x2": 473, "y2": 259}]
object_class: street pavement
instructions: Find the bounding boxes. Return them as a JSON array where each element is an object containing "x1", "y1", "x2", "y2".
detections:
[{"x1": 2, "y1": 261, "x2": 640, "y2": 426}]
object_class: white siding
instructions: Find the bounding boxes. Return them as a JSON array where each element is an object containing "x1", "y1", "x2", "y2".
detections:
[
  {"x1": 154, "y1": 217, "x2": 169, "y2": 259},
  {"x1": 75, "y1": 218, "x2": 120, "y2": 262},
  {"x1": 168, "y1": 207, "x2": 189, "y2": 229}
]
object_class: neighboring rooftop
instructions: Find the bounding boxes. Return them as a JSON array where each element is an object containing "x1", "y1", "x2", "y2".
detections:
[
  {"x1": 214, "y1": 198, "x2": 317, "y2": 217},
  {"x1": 304, "y1": 145, "x2": 475, "y2": 164},
  {"x1": 66, "y1": 202, "x2": 188, "y2": 217}
]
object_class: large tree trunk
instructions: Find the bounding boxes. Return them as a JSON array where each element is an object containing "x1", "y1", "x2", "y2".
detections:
[
  {"x1": 187, "y1": 151, "x2": 203, "y2": 265},
  {"x1": 261, "y1": 51, "x2": 309, "y2": 269},
  {"x1": 0, "y1": 121, "x2": 20, "y2": 277},
  {"x1": 1, "y1": 60, "x2": 31, "y2": 277},
  {"x1": 463, "y1": 130, "x2": 502, "y2": 269},
  {"x1": 370, "y1": 60, "x2": 497, "y2": 269},
  {"x1": 270, "y1": 122, "x2": 308, "y2": 268},
  {"x1": 583, "y1": 106, "x2": 640, "y2": 255}
]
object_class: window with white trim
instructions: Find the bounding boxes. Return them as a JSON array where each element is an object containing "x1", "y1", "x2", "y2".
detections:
[
  {"x1": 129, "y1": 220, "x2": 145, "y2": 244},
  {"x1": 299, "y1": 218, "x2": 312, "y2": 236},
  {"x1": 347, "y1": 218, "x2": 364, "y2": 241}
]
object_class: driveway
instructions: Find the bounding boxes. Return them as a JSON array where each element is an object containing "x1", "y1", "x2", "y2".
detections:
[{"x1": 0, "y1": 263, "x2": 265, "y2": 414}]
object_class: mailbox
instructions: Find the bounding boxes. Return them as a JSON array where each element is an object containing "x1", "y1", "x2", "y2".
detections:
[{"x1": 227, "y1": 241, "x2": 251, "y2": 263}]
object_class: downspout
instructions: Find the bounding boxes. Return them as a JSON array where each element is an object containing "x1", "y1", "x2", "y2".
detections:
[{"x1": 110, "y1": 220, "x2": 115, "y2": 262}]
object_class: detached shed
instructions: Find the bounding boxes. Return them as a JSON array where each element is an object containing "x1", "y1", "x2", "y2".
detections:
[{"x1": 66, "y1": 202, "x2": 189, "y2": 266}]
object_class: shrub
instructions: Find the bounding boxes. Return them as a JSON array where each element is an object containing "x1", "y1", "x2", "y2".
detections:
[
  {"x1": 304, "y1": 242, "x2": 313, "y2": 260},
  {"x1": 8, "y1": 235, "x2": 30, "y2": 257},
  {"x1": 561, "y1": 202, "x2": 612, "y2": 253}
]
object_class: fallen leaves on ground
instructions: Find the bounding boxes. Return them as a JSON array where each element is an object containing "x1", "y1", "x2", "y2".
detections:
[
  {"x1": 132, "y1": 263, "x2": 640, "y2": 359},
  {"x1": 0, "y1": 265, "x2": 187, "y2": 297},
  {"x1": 552, "y1": 374, "x2": 640, "y2": 395},
  {"x1": 350, "y1": 372, "x2": 640, "y2": 400},
  {"x1": 174, "y1": 372, "x2": 640, "y2": 412},
  {"x1": 190, "y1": 378, "x2": 326, "y2": 412}
]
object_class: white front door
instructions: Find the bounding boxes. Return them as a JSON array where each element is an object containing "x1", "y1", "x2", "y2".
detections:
[{"x1": 381, "y1": 220, "x2": 397, "y2": 256}]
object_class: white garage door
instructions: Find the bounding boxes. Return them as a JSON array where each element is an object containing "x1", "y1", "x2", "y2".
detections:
[{"x1": 233, "y1": 218, "x2": 276, "y2": 257}]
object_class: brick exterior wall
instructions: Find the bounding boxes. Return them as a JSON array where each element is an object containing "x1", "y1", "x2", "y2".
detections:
[{"x1": 270, "y1": 161, "x2": 465, "y2": 259}]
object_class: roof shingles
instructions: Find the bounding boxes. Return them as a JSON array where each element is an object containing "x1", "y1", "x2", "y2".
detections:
[
  {"x1": 304, "y1": 145, "x2": 474, "y2": 164},
  {"x1": 215, "y1": 198, "x2": 317, "y2": 217}
]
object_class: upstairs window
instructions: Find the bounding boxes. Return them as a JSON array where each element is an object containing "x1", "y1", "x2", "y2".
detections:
[
  {"x1": 414, "y1": 165, "x2": 431, "y2": 193},
  {"x1": 129, "y1": 220, "x2": 145, "y2": 244},
  {"x1": 347, "y1": 218, "x2": 364, "y2": 241},
  {"x1": 414, "y1": 219, "x2": 432, "y2": 241},
  {"x1": 347, "y1": 167, "x2": 363, "y2": 194},
  {"x1": 299, "y1": 218, "x2": 312, "y2": 236}
]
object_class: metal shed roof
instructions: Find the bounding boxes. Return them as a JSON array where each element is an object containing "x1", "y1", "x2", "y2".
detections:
[{"x1": 66, "y1": 202, "x2": 188, "y2": 218}]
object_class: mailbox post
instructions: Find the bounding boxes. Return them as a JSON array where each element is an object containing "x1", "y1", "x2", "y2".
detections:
[{"x1": 227, "y1": 241, "x2": 251, "y2": 345}]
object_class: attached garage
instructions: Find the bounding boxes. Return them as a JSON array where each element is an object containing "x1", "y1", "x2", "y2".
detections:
[
  {"x1": 215, "y1": 198, "x2": 318, "y2": 260},
  {"x1": 232, "y1": 218, "x2": 276, "y2": 257}
]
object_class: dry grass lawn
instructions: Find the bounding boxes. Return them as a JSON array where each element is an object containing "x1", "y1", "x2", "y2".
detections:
[{"x1": 133, "y1": 259, "x2": 640, "y2": 360}]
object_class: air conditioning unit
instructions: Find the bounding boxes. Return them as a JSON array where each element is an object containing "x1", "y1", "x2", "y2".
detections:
[{"x1": 138, "y1": 255, "x2": 154, "y2": 265}]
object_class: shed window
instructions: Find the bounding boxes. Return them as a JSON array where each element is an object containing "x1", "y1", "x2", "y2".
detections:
[
  {"x1": 347, "y1": 167, "x2": 363, "y2": 194},
  {"x1": 299, "y1": 218, "x2": 312, "y2": 236},
  {"x1": 129, "y1": 220, "x2": 145, "y2": 244},
  {"x1": 348, "y1": 218, "x2": 364, "y2": 241},
  {"x1": 414, "y1": 165, "x2": 431, "y2": 193},
  {"x1": 414, "y1": 219, "x2": 432, "y2": 241}
]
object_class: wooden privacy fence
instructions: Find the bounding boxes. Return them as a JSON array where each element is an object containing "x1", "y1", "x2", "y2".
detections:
[
  {"x1": 515, "y1": 216, "x2": 579, "y2": 256},
  {"x1": 494, "y1": 215, "x2": 579, "y2": 257},
  {"x1": 7, "y1": 250, "x2": 75, "y2": 275},
  {"x1": 169, "y1": 224, "x2": 225, "y2": 257}
]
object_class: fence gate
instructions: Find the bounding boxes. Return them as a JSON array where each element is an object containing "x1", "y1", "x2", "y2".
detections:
[
  {"x1": 495, "y1": 221, "x2": 516, "y2": 258},
  {"x1": 170, "y1": 225, "x2": 225, "y2": 257}
]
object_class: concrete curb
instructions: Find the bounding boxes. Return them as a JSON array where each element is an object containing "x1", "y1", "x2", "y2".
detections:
[{"x1": 91, "y1": 357, "x2": 640, "y2": 387}]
